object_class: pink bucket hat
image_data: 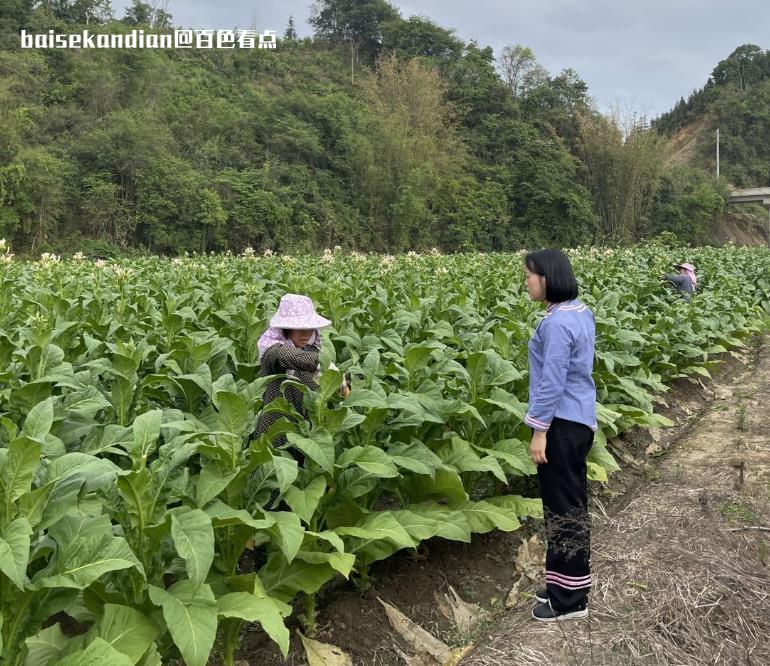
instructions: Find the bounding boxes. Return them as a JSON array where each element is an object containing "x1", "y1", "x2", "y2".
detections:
[
  {"x1": 673, "y1": 262, "x2": 697, "y2": 288},
  {"x1": 268, "y1": 294, "x2": 331, "y2": 330}
]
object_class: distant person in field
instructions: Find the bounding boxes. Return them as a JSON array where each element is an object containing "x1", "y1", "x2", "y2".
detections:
[
  {"x1": 523, "y1": 248, "x2": 597, "y2": 622},
  {"x1": 662, "y1": 262, "x2": 697, "y2": 301},
  {"x1": 250, "y1": 294, "x2": 349, "y2": 504}
]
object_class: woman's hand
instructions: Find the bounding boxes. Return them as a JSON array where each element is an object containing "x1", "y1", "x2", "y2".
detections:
[
  {"x1": 529, "y1": 430, "x2": 548, "y2": 465},
  {"x1": 339, "y1": 371, "x2": 352, "y2": 398}
]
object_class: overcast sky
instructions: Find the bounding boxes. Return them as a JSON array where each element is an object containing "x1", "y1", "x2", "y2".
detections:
[{"x1": 113, "y1": 0, "x2": 769, "y2": 117}]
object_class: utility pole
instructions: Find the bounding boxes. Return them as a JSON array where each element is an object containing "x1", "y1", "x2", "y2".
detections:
[{"x1": 716, "y1": 128, "x2": 720, "y2": 179}]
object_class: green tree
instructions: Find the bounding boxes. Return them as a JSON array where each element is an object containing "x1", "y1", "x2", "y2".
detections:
[
  {"x1": 79, "y1": 172, "x2": 133, "y2": 247},
  {"x1": 49, "y1": 0, "x2": 113, "y2": 25},
  {"x1": 122, "y1": 0, "x2": 171, "y2": 28},
  {"x1": 498, "y1": 45, "x2": 548, "y2": 101},
  {"x1": 578, "y1": 112, "x2": 667, "y2": 242},
  {"x1": 17, "y1": 147, "x2": 74, "y2": 254},
  {"x1": 285, "y1": 15, "x2": 297, "y2": 40},
  {"x1": 350, "y1": 54, "x2": 464, "y2": 250},
  {"x1": 196, "y1": 188, "x2": 227, "y2": 252},
  {"x1": 0, "y1": 0, "x2": 36, "y2": 47},
  {"x1": 381, "y1": 16, "x2": 463, "y2": 63},
  {"x1": 711, "y1": 44, "x2": 768, "y2": 92},
  {"x1": 643, "y1": 165, "x2": 726, "y2": 243},
  {"x1": 310, "y1": 0, "x2": 400, "y2": 81}
]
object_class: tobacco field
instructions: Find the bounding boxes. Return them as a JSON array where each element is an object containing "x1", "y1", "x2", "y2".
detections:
[{"x1": 0, "y1": 244, "x2": 768, "y2": 665}]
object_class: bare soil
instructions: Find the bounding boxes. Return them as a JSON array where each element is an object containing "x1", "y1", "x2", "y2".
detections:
[
  {"x1": 238, "y1": 337, "x2": 770, "y2": 666},
  {"x1": 713, "y1": 212, "x2": 768, "y2": 246}
]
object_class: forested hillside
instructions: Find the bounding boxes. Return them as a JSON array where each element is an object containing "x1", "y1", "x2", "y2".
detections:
[
  {"x1": 0, "y1": 0, "x2": 758, "y2": 255},
  {"x1": 655, "y1": 44, "x2": 770, "y2": 189}
]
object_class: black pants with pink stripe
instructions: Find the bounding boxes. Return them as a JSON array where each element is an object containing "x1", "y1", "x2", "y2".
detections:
[{"x1": 537, "y1": 417, "x2": 594, "y2": 611}]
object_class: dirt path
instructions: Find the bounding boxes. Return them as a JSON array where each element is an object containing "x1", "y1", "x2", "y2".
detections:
[{"x1": 462, "y1": 337, "x2": 770, "y2": 666}]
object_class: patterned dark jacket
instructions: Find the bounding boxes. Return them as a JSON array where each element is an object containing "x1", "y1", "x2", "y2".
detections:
[{"x1": 251, "y1": 343, "x2": 320, "y2": 452}]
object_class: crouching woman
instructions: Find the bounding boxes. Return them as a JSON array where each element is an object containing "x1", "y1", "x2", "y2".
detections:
[{"x1": 252, "y1": 293, "x2": 349, "y2": 457}]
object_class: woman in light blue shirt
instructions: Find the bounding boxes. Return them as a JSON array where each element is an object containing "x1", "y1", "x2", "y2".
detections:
[{"x1": 523, "y1": 248, "x2": 597, "y2": 622}]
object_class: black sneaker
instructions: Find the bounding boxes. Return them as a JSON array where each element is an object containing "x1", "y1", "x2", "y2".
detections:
[
  {"x1": 532, "y1": 601, "x2": 588, "y2": 622},
  {"x1": 535, "y1": 588, "x2": 548, "y2": 604}
]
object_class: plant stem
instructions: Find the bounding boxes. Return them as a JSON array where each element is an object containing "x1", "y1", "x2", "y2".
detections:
[{"x1": 303, "y1": 592, "x2": 317, "y2": 637}]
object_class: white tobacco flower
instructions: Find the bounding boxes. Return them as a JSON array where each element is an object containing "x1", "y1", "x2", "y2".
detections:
[{"x1": 40, "y1": 252, "x2": 60, "y2": 264}]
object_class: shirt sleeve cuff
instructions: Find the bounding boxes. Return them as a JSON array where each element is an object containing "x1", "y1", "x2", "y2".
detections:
[{"x1": 524, "y1": 414, "x2": 551, "y2": 432}]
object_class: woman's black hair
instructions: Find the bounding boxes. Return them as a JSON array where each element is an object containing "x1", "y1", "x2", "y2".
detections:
[{"x1": 524, "y1": 248, "x2": 579, "y2": 302}]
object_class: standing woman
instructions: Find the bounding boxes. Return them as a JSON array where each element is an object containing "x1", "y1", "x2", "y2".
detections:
[{"x1": 523, "y1": 249, "x2": 597, "y2": 622}]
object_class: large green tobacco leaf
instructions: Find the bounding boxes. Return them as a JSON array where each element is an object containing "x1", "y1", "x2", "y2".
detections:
[
  {"x1": 130, "y1": 410, "x2": 163, "y2": 468},
  {"x1": 63, "y1": 388, "x2": 112, "y2": 420},
  {"x1": 205, "y1": 500, "x2": 275, "y2": 531},
  {"x1": 284, "y1": 477, "x2": 327, "y2": 526},
  {"x1": 587, "y1": 430, "x2": 621, "y2": 474},
  {"x1": 336, "y1": 511, "x2": 418, "y2": 565},
  {"x1": 1, "y1": 437, "x2": 42, "y2": 510},
  {"x1": 265, "y1": 511, "x2": 305, "y2": 563},
  {"x1": 54, "y1": 637, "x2": 134, "y2": 666},
  {"x1": 196, "y1": 464, "x2": 239, "y2": 508},
  {"x1": 437, "y1": 437, "x2": 507, "y2": 483},
  {"x1": 24, "y1": 623, "x2": 69, "y2": 666},
  {"x1": 259, "y1": 555, "x2": 339, "y2": 604},
  {"x1": 402, "y1": 468, "x2": 468, "y2": 507},
  {"x1": 270, "y1": 454, "x2": 300, "y2": 494},
  {"x1": 33, "y1": 516, "x2": 143, "y2": 589},
  {"x1": 403, "y1": 504, "x2": 473, "y2": 542},
  {"x1": 214, "y1": 391, "x2": 250, "y2": 436},
  {"x1": 478, "y1": 439, "x2": 535, "y2": 476},
  {"x1": 336, "y1": 446, "x2": 400, "y2": 478},
  {"x1": 0, "y1": 517, "x2": 32, "y2": 589},
  {"x1": 148, "y1": 581, "x2": 217, "y2": 666},
  {"x1": 217, "y1": 592, "x2": 290, "y2": 656},
  {"x1": 22, "y1": 398, "x2": 55, "y2": 440},
  {"x1": 285, "y1": 432, "x2": 335, "y2": 474},
  {"x1": 294, "y1": 550, "x2": 355, "y2": 578},
  {"x1": 43, "y1": 453, "x2": 120, "y2": 494},
  {"x1": 95, "y1": 604, "x2": 160, "y2": 664},
  {"x1": 171, "y1": 509, "x2": 215, "y2": 587},
  {"x1": 460, "y1": 500, "x2": 522, "y2": 533},
  {"x1": 386, "y1": 441, "x2": 443, "y2": 477},
  {"x1": 484, "y1": 495, "x2": 543, "y2": 519}
]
